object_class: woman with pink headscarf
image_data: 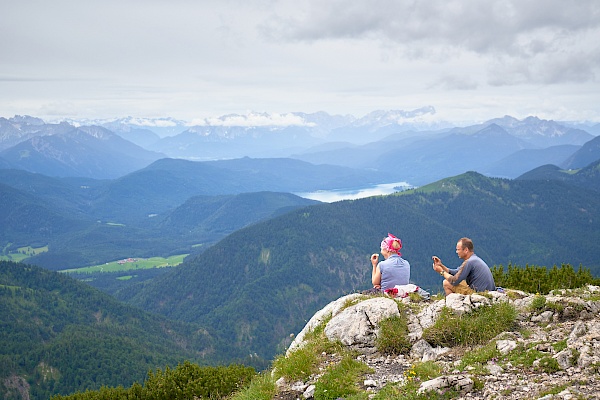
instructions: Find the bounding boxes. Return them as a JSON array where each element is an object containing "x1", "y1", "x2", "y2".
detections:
[{"x1": 365, "y1": 233, "x2": 410, "y2": 294}]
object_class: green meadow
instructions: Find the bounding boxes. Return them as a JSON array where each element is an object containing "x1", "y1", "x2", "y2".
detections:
[
  {"x1": 60, "y1": 254, "x2": 187, "y2": 274},
  {"x1": 0, "y1": 245, "x2": 48, "y2": 262}
]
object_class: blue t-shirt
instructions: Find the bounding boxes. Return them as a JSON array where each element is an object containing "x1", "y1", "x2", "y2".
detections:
[
  {"x1": 379, "y1": 254, "x2": 410, "y2": 290},
  {"x1": 448, "y1": 254, "x2": 495, "y2": 292}
]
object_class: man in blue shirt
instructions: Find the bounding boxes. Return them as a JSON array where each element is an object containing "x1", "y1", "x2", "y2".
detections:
[{"x1": 432, "y1": 237, "x2": 496, "y2": 295}]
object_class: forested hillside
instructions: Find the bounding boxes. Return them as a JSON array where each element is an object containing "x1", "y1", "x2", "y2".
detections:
[
  {"x1": 0, "y1": 261, "x2": 236, "y2": 399},
  {"x1": 118, "y1": 171, "x2": 600, "y2": 363},
  {"x1": 517, "y1": 158, "x2": 600, "y2": 192}
]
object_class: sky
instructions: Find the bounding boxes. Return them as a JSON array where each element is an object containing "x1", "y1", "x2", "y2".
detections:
[{"x1": 1, "y1": 0, "x2": 600, "y2": 125}]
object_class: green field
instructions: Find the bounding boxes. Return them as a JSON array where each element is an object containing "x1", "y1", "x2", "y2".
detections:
[
  {"x1": 0, "y1": 245, "x2": 48, "y2": 262},
  {"x1": 60, "y1": 254, "x2": 187, "y2": 274}
]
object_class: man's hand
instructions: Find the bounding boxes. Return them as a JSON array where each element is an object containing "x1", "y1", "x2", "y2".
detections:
[{"x1": 432, "y1": 256, "x2": 443, "y2": 273}]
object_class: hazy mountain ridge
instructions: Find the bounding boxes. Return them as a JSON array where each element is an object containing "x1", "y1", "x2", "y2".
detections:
[
  {"x1": 2, "y1": 111, "x2": 597, "y2": 182},
  {"x1": 560, "y1": 134, "x2": 600, "y2": 169},
  {"x1": 0, "y1": 121, "x2": 165, "y2": 178}
]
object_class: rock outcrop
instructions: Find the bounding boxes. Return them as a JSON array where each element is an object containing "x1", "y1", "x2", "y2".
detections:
[{"x1": 278, "y1": 286, "x2": 600, "y2": 399}]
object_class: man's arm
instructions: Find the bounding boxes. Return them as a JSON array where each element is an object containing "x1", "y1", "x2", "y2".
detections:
[{"x1": 445, "y1": 260, "x2": 469, "y2": 286}]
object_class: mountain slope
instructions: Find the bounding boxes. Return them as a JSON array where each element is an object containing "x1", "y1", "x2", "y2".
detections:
[
  {"x1": 0, "y1": 261, "x2": 223, "y2": 399},
  {"x1": 561, "y1": 134, "x2": 600, "y2": 169},
  {"x1": 484, "y1": 144, "x2": 579, "y2": 178},
  {"x1": 119, "y1": 171, "x2": 600, "y2": 362},
  {"x1": 517, "y1": 158, "x2": 600, "y2": 192},
  {"x1": 90, "y1": 157, "x2": 380, "y2": 222},
  {"x1": 371, "y1": 124, "x2": 529, "y2": 184},
  {"x1": 0, "y1": 182, "x2": 91, "y2": 245},
  {"x1": 159, "y1": 191, "x2": 319, "y2": 237},
  {"x1": 0, "y1": 126, "x2": 164, "y2": 179}
]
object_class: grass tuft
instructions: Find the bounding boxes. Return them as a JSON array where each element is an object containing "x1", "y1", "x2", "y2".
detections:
[
  {"x1": 228, "y1": 372, "x2": 277, "y2": 400},
  {"x1": 376, "y1": 314, "x2": 411, "y2": 355},
  {"x1": 422, "y1": 302, "x2": 517, "y2": 347},
  {"x1": 313, "y1": 355, "x2": 372, "y2": 400}
]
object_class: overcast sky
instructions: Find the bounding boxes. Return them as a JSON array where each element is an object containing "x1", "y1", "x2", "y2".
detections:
[{"x1": 1, "y1": 0, "x2": 599, "y2": 125}]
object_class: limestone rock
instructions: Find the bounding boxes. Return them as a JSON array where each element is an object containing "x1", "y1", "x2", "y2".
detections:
[
  {"x1": 278, "y1": 286, "x2": 600, "y2": 399},
  {"x1": 324, "y1": 297, "x2": 399, "y2": 353},
  {"x1": 417, "y1": 375, "x2": 473, "y2": 394},
  {"x1": 287, "y1": 293, "x2": 362, "y2": 355}
]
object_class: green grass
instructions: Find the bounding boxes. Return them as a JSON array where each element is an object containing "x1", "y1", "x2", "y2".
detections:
[
  {"x1": 376, "y1": 313, "x2": 411, "y2": 355},
  {"x1": 457, "y1": 341, "x2": 500, "y2": 372},
  {"x1": 313, "y1": 355, "x2": 372, "y2": 399},
  {"x1": 271, "y1": 319, "x2": 373, "y2": 400},
  {"x1": 422, "y1": 302, "x2": 518, "y2": 347},
  {"x1": 272, "y1": 320, "x2": 344, "y2": 382},
  {"x1": 228, "y1": 372, "x2": 277, "y2": 400},
  {"x1": 60, "y1": 254, "x2": 187, "y2": 274}
]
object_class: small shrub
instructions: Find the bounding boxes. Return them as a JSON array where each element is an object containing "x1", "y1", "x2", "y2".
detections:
[
  {"x1": 545, "y1": 301, "x2": 565, "y2": 314},
  {"x1": 492, "y1": 263, "x2": 600, "y2": 294},
  {"x1": 471, "y1": 376, "x2": 485, "y2": 391},
  {"x1": 537, "y1": 356, "x2": 560, "y2": 373},
  {"x1": 411, "y1": 361, "x2": 442, "y2": 381},
  {"x1": 529, "y1": 294, "x2": 546, "y2": 312}
]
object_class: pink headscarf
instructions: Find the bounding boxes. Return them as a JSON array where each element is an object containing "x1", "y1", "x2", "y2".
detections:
[{"x1": 380, "y1": 233, "x2": 402, "y2": 255}]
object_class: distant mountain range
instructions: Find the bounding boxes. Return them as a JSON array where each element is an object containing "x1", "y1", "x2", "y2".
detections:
[
  {"x1": 0, "y1": 117, "x2": 164, "y2": 179},
  {"x1": 1, "y1": 112, "x2": 598, "y2": 184}
]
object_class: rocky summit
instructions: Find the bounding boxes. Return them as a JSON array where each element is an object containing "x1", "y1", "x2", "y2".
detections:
[{"x1": 276, "y1": 286, "x2": 600, "y2": 399}]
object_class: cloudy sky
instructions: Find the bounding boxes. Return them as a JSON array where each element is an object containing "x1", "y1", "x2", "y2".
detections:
[{"x1": 1, "y1": 0, "x2": 599, "y2": 125}]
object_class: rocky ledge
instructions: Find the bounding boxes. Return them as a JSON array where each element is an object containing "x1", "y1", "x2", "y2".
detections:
[{"x1": 275, "y1": 286, "x2": 600, "y2": 399}]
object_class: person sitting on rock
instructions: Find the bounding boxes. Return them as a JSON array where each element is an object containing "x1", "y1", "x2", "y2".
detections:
[
  {"x1": 432, "y1": 237, "x2": 496, "y2": 295},
  {"x1": 363, "y1": 233, "x2": 410, "y2": 295}
]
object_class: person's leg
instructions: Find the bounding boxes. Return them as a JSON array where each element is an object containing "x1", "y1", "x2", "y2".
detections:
[
  {"x1": 443, "y1": 280, "x2": 474, "y2": 295},
  {"x1": 442, "y1": 279, "x2": 454, "y2": 295},
  {"x1": 361, "y1": 287, "x2": 382, "y2": 296},
  {"x1": 454, "y1": 281, "x2": 474, "y2": 295}
]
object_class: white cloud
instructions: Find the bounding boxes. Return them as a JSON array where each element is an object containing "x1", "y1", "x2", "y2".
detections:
[
  {"x1": 0, "y1": 0, "x2": 598, "y2": 123},
  {"x1": 190, "y1": 112, "x2": 313, "y2": 127}
]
